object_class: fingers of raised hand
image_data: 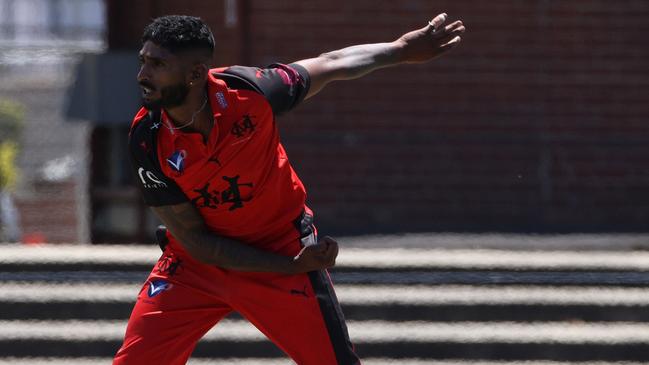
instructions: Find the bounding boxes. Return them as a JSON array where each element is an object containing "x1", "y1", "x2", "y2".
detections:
[
  {"x1": 431, "y1": 18, "x2": 465, "y2": 38},
  {"x1": 439, "y1": 36, "x2": 462, "y2": 52},
  {"x1": 433, "y1": 18, "x2": 465, "y2": 51},
  {"x1": 437, "y1": 23, "x2": 464, "y2": 47},
  {"x1": 445, "y1": 20, "x2": 465, "y2": 35},
  {"x1": 428, "y1": 13, "x2": 448, "y2": 33}
]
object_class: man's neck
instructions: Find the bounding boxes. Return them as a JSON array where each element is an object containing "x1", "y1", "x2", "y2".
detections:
[{"x1": 165, "y1": 89, "x2": 212, "y2": 137}]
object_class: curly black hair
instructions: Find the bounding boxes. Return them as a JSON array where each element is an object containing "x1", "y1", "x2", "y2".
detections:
[{"x1": 142, "y1": 15, "x2": 215, "y2": 55}]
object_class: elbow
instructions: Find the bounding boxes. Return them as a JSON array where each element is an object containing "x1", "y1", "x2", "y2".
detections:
[
  {"x1": 318, "y1": 51, "x2": 336, "y2": 60},
  {"x1": 318, "y1": 50, "x2": 339, "y2": 61}
]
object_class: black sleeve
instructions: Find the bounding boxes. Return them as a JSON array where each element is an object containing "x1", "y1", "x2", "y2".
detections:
[
  {"x1": 220, "y1": 63, "x2": 310, "y2": 115},
  {"x1": 128, "y1": 113, "x2": 188, "y2": 207}
]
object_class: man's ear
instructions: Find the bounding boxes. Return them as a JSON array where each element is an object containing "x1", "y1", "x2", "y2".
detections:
[{"x1": 192, "y1": 63, "x2": 209, "y2": 81}]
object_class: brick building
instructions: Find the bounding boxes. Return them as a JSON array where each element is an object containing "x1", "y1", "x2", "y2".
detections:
[{"x1": 83, "y1": 0, "x2": 649, "y2": 242}]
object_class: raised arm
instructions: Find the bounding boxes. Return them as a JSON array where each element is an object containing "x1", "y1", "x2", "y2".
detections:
[
  {"x1": 296, "y1": 13, "x2": 465, "y2": 99},
  {"x1": 152, "y1": 202, "x2": 338, "y2": 273}
]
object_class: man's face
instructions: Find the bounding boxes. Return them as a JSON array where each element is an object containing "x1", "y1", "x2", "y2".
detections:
[{"x1": 137, "y1": 41, "x2": 190, "y2": 110}]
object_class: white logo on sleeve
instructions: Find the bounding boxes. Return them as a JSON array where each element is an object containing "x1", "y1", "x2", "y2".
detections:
[{"x1": 138, "y1": 167, "x2": 168, "y2": 189}]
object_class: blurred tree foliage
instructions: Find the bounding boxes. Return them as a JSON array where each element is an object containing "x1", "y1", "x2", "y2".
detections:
[{"x1": 0, "y1": 99, "x2": 24, "y2": 189}]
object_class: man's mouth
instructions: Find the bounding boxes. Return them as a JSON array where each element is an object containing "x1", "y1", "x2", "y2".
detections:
[{"x1": 140, "y1": 84, "x2": 156, "y2": 97}]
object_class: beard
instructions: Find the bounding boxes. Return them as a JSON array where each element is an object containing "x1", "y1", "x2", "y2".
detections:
[{"x1": 141, "y1": 81, "x2": 190, "y2": 110}]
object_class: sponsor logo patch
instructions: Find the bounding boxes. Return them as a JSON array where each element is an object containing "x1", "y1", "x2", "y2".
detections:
[
  {"x1": 215, "y1": 92, "x2": 228, "y2": 109},
  {"x1": 137, "y1": 167, "x2": 167, "y2": 189}
]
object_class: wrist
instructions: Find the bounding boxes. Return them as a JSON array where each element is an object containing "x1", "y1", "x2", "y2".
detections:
[{"x1": 390, "y1": 39, "x2": 408, "y2": 64}]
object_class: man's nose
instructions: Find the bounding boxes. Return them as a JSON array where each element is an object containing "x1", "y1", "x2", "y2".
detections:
[{"x1": 137, "y1": 64, "x2": 150, "y2": 83}]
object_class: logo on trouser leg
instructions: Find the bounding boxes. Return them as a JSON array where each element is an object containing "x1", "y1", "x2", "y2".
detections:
[
  {"x1": 290, "y1": 285, "x2": 310, "y2": 298},
  {"x1": 147, "y1": 279, "x2": 172, "y2": 297}
]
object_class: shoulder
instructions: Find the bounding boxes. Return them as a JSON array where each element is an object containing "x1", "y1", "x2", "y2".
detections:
[
  {"x1": 210, "y1": 66, "x2": 264, "y2": 94},
  {"x1": 128, "y1": 108, "x2": 163, "y2": 164},
  {"x1": 211, "y1": 63, "x2": 309, "y2": 94},
  {"x1": 210, "y1": 64, "x2": 310, "y2": 115},
  {"x1": 129, "y1": 108, "x2": 160, "y2": 144},
  {"x1": 130, "y1": 107, "x2": 150, "y2": 130}
]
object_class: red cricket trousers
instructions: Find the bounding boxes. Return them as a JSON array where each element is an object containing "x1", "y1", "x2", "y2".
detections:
[{"x1": 112, "y1": 239, "x2": 360, "y2": 365}]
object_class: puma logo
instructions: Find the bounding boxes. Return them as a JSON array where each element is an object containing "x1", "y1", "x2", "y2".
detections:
[
  {"x1": 290, "y1": 285, "x2": 309, "y2": 298},
  {"x1": 208, "y1": 156, "x2": 221, "y2": 166}
]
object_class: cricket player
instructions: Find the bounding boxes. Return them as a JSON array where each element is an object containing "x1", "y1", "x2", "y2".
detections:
[{"x1": 115, "y1": 13, "x2": 464, "y2": 365}]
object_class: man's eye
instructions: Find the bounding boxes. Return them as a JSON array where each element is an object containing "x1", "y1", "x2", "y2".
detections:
[{"x1": 153, "y1": 60, "x2": 164, "y2": 67}]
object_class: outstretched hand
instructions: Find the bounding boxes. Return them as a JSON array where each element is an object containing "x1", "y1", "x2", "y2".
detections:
[
  {"x1": 396, "y1": 13, "x2": 466, "y2": 64},
  {"x1": 292, "y1": 236, "x2": 339, "y2": 273}
]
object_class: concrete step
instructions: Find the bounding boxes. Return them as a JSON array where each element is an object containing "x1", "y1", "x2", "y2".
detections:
[
  {"x1": 8, "y1": 300, "x2": 649, "y2": 323},
  {"x1": 4, "y1": 245, "x2": 649, "y2": 286},
  {"x1": 7, "y1": 283, "x2": 649, "y2": 305},
  {"x1": 2, "y1": 320, "x2": 649, "y2": 361},
  {"x1": 5, "y1": 245, "x2": 649, "y2": 270},
  {"x1": 6, "y1": 319, "x2": 649, "y2": 344},
  {"x1": 3, "y1": 283, "x2": 649, "y2": 322},
  {"x1": 5, "y1": 245, "x2": 649, "y2": 286},
  {"x1": 4, "y1": 245, "x2": 649, "y2": 361},
  {"x1": 3, "y1": 270, "x2": 649, "y2": 286}
]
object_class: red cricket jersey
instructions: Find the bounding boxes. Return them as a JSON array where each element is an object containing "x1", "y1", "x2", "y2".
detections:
[{"x1": 128, "y1": 63, "x2": 314, "y2": 254}]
